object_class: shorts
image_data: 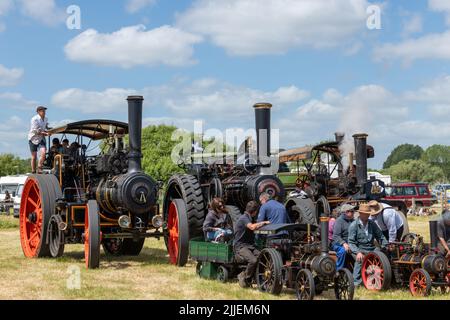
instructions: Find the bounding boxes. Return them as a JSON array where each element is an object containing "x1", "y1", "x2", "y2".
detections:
[{"x1": 29, "y1": 139, "x2": 46, "y2": 153}]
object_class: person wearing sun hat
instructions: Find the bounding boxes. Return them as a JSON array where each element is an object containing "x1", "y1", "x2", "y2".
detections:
[
  {"x1": 348, "y1": 203, "x2": 388, "y2": 286},
  {"x1": 368, "y1": 200, "x2": 404, "y2": 243}
]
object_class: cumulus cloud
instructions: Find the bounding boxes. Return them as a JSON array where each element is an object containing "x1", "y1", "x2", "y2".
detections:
[
  {"x1": 51, "y1": 88, "x2": 138, "y2": 113},
  {"x1": 0, "y1": 92, "x2": 37, "y2": 110},
  {"x1": 374, "y1": 30, "x2": 450, "y2": 64},
  {"x1": 51, "y1": 79, "x2": 309, "y2": 121},
  {"x1": 176, "y1": 0, "x2": 370, "y2": 56},
  {"x1": 126, "y1": 0, "x2": 156, "y2": 13},
  {"x1": 401, "y1": 13, "x2": 423, "y2": 37},
  {"x1": 64, "y1": 25, "x2": 203, "y2": 68},
  {"x1": 17, "y1": 0, "x2": 65, "y2": 26},
  {"x1": 0, "y1": 64, "x2": 24, "y2": 86},
  {"x1": 429, "y1": 0, "x2": 450, "y2": 25}
]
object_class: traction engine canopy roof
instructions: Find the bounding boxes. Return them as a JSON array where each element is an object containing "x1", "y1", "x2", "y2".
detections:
[{"x1": 48, "y1": 120, "x2": 128, "y2": 141}]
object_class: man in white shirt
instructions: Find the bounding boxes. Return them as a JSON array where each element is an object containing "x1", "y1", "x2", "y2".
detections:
[
  {"x1": 28, "y1": 106, "x2": 50, "y2": 174},
  {"x1": 368, "y1": 200, "x2": 404, "y2": 243}
]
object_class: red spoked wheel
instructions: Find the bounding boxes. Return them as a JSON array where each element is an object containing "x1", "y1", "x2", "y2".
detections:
[
  {"x1": 409, "y1": 268, "x2": 432, "y2": 297},
  {"x1": 19, "y1": 175, "x2": 61, "y2": 258},
  {"x1": 85, "y1": 200, "x2": 100, "y2": 269},
  {"x1": 362, "y1": 251, "x2": 392, "y2": 291},
  {"x1": 166, "y1": 199, "x2": 189, "y2": 266}
]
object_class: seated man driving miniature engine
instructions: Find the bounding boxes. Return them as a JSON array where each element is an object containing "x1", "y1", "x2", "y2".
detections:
[
  {"x1": 348, "y1": 204, "x2": 388, "y2": 286},
  {"x1": 332, "y1": 204, "x2": 356, "y2": 271},
  {"x1": 234, "y1": 201, "x2": 270, "y2": 288}
]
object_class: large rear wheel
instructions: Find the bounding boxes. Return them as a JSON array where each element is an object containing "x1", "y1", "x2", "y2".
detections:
[
  {"x1": 85, "y1": 200, "x2": 100, "y2": 269},
  {"x1": 362, "y1": 251, "x2": 392, "y2": 291},
  {"x1": 19, "y1": 175, "x2": 61, "y2": 258},
  {"x1": 167, "y1": 199, "x2": 189, "y2": 266},
  {"x1": 286, "y1": 197, "x2": 317, "y2": 226}
]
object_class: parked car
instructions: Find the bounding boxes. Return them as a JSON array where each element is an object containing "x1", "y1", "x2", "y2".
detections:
[
  {"x1": 432, "y1": 184, "x2": 450, "y2": 200},
  {"x1": 0, "y1": 175, "x2": 28, "y2": 217},
  {"x1": 385, "y1": 183, "x2": 434, "y2": 208}
]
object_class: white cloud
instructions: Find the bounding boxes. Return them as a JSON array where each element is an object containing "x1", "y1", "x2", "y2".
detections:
[
  {"x1": 374, "y1": 30, "x2": 450, "y2": 64},
  {"x1": 17, "y1": 0, "x2": 65, "y2": 26},
  {"x1": 51, "y1": 88, "x2": 138, "y2": 114},
  {"x1": 0, "y1": 0, "x2": 13, "y2": 16},
  {"x1": 429, "y1": 0, "x2": 450, "y2": 25},
  {"x1": 51, "y1": 79, "x2": 309, "y2": 122},
  {"x1": 428, "y1": 104, "x2": 450, "y2": 118},
  {"x1": 176, "y1": 0, "x2": 371, "y2": 56},
  {"x1": 401, "y1": 13, "x2": 423, "y2": 37},
  {"x1": 404, "y1": 75, "x2": 450, "y2": 104},
  {"x1": 0, "y1": 64, "x2": 23, "y2": 86},
  {"x1": 0, "y1": 92, "x2": 37, "y2": 110},
  {"x1": 64, "y1": 25, "x2": 203, "y2": 68},
  {"x1": 126, "y1": 0, "x2": 156, "y2": 13}
]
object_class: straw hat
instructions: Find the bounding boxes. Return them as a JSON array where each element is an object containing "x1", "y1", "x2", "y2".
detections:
[
  {"x1": 368, "y1": 200, "x2": 383, "y2": 215},
  {"x1": 358, "y1": 204, "x2": 372, "y2": 215}
]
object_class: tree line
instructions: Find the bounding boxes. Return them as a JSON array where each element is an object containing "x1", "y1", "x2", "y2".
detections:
[{"x1": 0, "y1": 126, "x2": 448, "y2": 185}]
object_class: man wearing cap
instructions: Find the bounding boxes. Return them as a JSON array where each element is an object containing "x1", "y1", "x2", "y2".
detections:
[
  {"x1": 28, "y1": 106, "x2": 50, "y2": 174},
  {"x1": 332, "y1": 204, "x2": 356, "y2": 271},
  {"x1": 368, "y1": 200, "x2": 404, "y2": 243},
  {"x1": 348, "y1": 203, "x2": 388, "y2": 286}
]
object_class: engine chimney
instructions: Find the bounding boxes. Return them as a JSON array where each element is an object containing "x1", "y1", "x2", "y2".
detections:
[
  {"x1": 253, "y1": 103, "x2": 272, "y2": 171},
  {"x1": 429, "y1": 220, "x2": 439, "y2": 249},
  {"x1": 335, "y1": 132, "x2": 345, "y2": 178},
  {"x1": 127, "y1": 96, "x2": 144, "y2": 173},
  {"x1": 353, "y1": 133, "x2": 368, "y2": 188}
]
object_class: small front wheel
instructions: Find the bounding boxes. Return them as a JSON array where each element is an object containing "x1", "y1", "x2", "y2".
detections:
[
  {"x1": 217, "y1": 265, "x2": 229, "y2": 283},
  {"x1": 295, "y1": 269, "x2": 315, "y2": 300},
  {"x1": 409, "y1": 268, "x2": 432, "y2": 297},
  {"x1": 334, "y1": 268, "x2": 354, "y2": 300}
]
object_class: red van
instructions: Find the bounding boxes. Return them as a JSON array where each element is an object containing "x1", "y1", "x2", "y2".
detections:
[{"x1": 385, "y1": 183, "x2": 434, "y2": 208}]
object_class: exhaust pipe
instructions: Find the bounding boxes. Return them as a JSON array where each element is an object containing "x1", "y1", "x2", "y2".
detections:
[
  {"x1": 353, "y1": 133, "x2": 368, "y2": 188},
  {"x1": 253, "y1": 103, "x2": 272, "y2": 171},
  {"x1": 127, "y1": 96, "x2": 144, "y2": 173},
  {"x1": 429, "y1": 220, "x2": 438, "y2": 250}
]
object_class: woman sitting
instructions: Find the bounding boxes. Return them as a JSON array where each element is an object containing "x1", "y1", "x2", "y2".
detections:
[{"x1": 203, "y1": 197, "x2": 233, "y2": 243}]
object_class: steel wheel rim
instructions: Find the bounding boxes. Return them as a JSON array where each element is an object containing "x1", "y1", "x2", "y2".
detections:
[
  {"x1": 19, "y1": 178, "x2": 43, "y2": 257},
  {"x1": 362, "y1": 254, "x2": 384, "y2": 290},
  {"x1": 335, "y1": 271, "x2": 349, "y2": 300},
  {"x1": 167, "y1": 201, "x2": 179, "y2": 265},
  {"x1": 296, "y1": 271, "x2": 312, "y2": 300},
  {"x1": 410, "y1": 270, "x2": 428, "y2": 296},
  {"x1": 217, "y1": 267, "x2": 225, "y2": 281},
  {"x1": 257, "y1": 251, "x2": 274, "y2": 292}
]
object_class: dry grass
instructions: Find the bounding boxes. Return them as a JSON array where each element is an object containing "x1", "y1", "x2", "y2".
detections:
[{"x1": 0, "y1": 214, "x2": 449, "y2": 300}]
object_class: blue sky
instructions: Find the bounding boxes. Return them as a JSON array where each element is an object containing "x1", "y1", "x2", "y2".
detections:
[{"x1": 1, "y1": 0, "x2": 450, "y2": 169}]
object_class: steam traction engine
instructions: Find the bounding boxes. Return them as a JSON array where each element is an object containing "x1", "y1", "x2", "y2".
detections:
[
  {"x1": 163, "y1": 103, "x2": 285, "y2": 266},
  {"x1": 254, "y1": 218, "x2": 354, "y2": 300},
  {"x1": 19, "y1": 96, "x2": 162, "y2": 269},
  {"x1": 361, "y1": 221, "x2": 450, "y2": 296}
]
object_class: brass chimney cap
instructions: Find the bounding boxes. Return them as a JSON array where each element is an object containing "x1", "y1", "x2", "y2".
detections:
[
  {"x1": 253, "y1": 102, "x2": 272, "y2": 109},
  {"x1": 352, "y1": 133, "x2": 368, "y2": 138}
]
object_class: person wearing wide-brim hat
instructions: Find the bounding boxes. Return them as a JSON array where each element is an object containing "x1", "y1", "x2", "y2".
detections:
[
  {"x1": 348, "y1": 203, "x2": 388, "y2": 286},
  {"x1": 368, "y1": 200, "x2": 404, "y2": 243},
  {"x1": 28, "y1": 106, "x2": 50, "y2": 174}
]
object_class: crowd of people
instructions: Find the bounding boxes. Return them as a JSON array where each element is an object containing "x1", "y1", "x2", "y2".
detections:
[
  {"x1": 202, "y1": 193, "x2": 290, "y2": 287},
  {"x1": 200, "y1": 193, "x2": 450, "y2": 289}
]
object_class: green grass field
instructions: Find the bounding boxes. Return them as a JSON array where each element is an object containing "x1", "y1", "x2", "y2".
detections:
[{"x1": 0, "y1": 214, "x2": 449, "y2": 300}]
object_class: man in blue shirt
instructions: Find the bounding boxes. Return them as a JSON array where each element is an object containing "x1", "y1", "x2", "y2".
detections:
[{"x1": 257, "y1": 193, "x2": 290, "y2": 229}]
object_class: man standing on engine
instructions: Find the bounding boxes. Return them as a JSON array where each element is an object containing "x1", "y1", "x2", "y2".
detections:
[{"x1": 28, "y1": 106, "x2": 50, "y2": 174}]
